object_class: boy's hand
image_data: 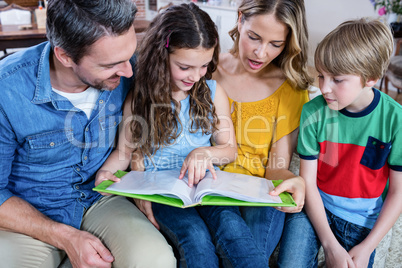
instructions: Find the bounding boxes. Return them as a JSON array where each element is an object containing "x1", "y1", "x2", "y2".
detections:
[
  {"x1": 349, "y1": 244, "x2": 372, "y2": 268},
  {"x1": 324, "y1": 243, "x2": 356, "y2": 268},
  {"x1": 179, "y1": 148, "x2": 217, "y2": 187},
  {"x1": 270, "y1": 176, "x2": 305, "y2": 213},
  {"x1": 133, "y1": 198, "x2": 159, "y2": 230},
  {"x1": 95, "y1": 170, "x2": 121, "y2": 194}
]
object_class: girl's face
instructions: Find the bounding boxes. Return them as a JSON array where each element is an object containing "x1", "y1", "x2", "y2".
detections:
[
  {"x1": 169, "y1": 46, "x2": 214, "y2": 101},
  {"x1": 237, "y1": 13, "x2": 288, "y2": 73}
]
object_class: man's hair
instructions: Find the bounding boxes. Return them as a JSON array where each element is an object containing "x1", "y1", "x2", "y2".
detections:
[
  {"x1": 46, "y1": 0, "x2": 137, "y2": 64},
  {"x1": 315, "y1": 18, "x2": 393, "y2": 85}
]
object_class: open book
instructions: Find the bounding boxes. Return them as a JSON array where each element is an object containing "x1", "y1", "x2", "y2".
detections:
[{"x1": 93, "y1": 169, "x2": 297, "y2": 208}]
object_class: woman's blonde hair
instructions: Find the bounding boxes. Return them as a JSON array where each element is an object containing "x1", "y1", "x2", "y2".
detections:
[
  {"x1": 315, "y1": 18, "x2": 393, "y2": 85},
  {"x1": 229, "y1": 0, "x2": 313, "y2": 90}
]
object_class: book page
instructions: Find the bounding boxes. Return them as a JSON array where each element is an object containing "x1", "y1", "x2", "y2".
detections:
[
  {"x1": 194, "y1": 170, "x2": 282, "y2": 204},
  {"x1": 107, "y1": 170, "x2": 196, "y2": 206}
]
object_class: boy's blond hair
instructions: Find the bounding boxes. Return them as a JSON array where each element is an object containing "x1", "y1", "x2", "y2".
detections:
[{"x1": 315, "y1": 18, "x2": 394, "y2": 85}]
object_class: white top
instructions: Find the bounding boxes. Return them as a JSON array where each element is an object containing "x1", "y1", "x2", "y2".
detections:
[{"x1": 52, "y1": 87, "x2": 100, "y2": 119}]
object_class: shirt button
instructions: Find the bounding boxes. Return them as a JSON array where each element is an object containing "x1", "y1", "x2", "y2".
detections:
[
  {"x1": 49, "y1": 142, "x2": 55, "y2": 147},
  {"x1": 75, "y1": 185, "x2": 80, "y2": 190},
  {"x1": 78, "y1": 198, "x2": 82, "y2": 202},
  {"x1": 85, "y1": 127, "x2": 89, "y2": 132},
  {"x1": 76, "y1": 168, "x2": 80, "y2": 172},
  {"x1": 84, "y1": 156, "x2": 88, "y2": 160},
  {"x1": 99, "y1": 100, "x2": 104, "y2": 104}
]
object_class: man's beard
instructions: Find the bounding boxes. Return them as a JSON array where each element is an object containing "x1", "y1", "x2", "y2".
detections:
[{"x1": 78, "y1": 74, "x2": 121, "y2": 91}]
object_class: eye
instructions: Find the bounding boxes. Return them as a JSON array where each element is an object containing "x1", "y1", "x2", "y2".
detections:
[
  {"x1": 248, "y1": 34, "x2": 259, "y2": 41},
  {"x1": 179, "y1": 66, "x2": 189, "y2": 71},
  {"x1": 333, "y1": 78, "x2": 343, "y2": 83},
  {"x1": 318, "y1": 75, "x2": 324, "y2": 80},
  {"x1": 271, "y1": 43, "x2": 281, "y2": 48}
]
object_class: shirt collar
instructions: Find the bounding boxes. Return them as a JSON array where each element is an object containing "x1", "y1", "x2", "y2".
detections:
[{"x1": 31, "y1": 42, "x2": 55, "y2": 104}]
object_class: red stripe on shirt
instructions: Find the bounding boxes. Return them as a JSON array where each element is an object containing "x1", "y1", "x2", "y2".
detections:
[{"x1": 317, "y1": 141, "x2": 389, "y2": 198}]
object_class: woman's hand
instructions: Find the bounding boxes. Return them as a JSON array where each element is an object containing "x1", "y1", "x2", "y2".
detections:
[
  {"x1": 179, "y1": 147, "x2": 217, "y2": 187},
  {"x1": 133, "y1": 198, "x2": 159, "y2": 229},
  {"x1": 94, "y1": 170, "x2": 121, "y2": 195},
  {"x1": 270, "y1": 176, "x2": 305, "y2": 213}
]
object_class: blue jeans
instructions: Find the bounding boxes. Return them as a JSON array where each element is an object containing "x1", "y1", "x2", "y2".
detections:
[
  {"x1": 240, "y1": 206, "x2": 285, "y2": 259},
  {"x1": 277, "y1": 209, "x2": 375, "y2": 268},
  {"x1": 152, "y1": 204, "x2": 268, "y2": 268}
]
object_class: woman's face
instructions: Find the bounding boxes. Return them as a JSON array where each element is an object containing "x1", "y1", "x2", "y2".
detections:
[{"x1": 237, "y1": 13, "x2": 289, "y2": 73}]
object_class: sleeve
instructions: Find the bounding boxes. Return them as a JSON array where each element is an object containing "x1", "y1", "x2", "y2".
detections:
[
  {"x1": 274, "y1": 84, "x2": 309, "y2": 143},
  {"x1": 389, "y1": 124, "x2": 402, "y2": 171},
  {"x1": 297, "y1": 102, "x2": 321, "y2": 160},
  {"x1": 0, "y1": 104, "x2": 17, "y2": 206}
]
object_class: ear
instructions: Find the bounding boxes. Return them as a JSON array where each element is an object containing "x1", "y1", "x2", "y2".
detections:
[
  {"x1": 365, "y1": 78, "x2": 378, "y2": 88},
  {"x1": 53, "y1": 46, "x2": 74, "y2": 68},
  {"x1": 237, "y1": 11, "x2": 243, "y2": 31}
]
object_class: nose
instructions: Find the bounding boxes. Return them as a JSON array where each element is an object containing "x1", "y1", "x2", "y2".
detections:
[
  {"x1": 116, "y1": 60, "x2": 133, "y2": 78},
  {"x1": 254, "y1": 44, "x2": 267, "y2": 59},
  {"x1": 319, "y1": 79, "x2": 332, "y2": 94},
  {"x1": 189, "y1": 69, "x2": 202, "y2": 82}
]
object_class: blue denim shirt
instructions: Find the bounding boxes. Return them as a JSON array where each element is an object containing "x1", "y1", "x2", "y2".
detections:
[{"x1": 0, "y1": 42, "x2": 131, "y2": 229}]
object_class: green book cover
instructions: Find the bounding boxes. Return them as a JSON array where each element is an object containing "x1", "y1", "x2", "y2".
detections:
[{"x1": 93, "y1": 170, "x2": 297, "y2": 208}]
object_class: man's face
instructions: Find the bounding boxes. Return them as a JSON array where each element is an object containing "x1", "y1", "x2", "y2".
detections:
[{"x1": 71, "y1": 25, "x2": 137, "y2": 91}]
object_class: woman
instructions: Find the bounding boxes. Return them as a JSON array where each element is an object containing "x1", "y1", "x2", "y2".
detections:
[{"x1": 213, "y1": 0, "x2": 313, "y2": 260}]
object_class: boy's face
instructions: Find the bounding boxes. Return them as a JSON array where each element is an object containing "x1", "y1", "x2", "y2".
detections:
[{"x1": 318, "y1": 70, "x2": 377, "y2": 113}]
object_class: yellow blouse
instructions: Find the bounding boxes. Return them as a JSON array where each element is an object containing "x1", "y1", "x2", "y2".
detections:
[{"x1": 221, "y1": 80, "x2": 309, "y2": 178}]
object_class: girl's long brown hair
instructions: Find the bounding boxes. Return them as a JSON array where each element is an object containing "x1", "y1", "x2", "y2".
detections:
[{"x1": 131, "y1": 3, "x2": 220, "y2": 158}]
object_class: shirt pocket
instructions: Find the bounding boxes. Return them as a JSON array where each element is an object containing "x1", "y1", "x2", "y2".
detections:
[
  {"x1": 360, "y1": 136, "x2": 391, "y2": 170},
  {"x1": 25, "y1": 129, "x2": 74, "y2": 164}
]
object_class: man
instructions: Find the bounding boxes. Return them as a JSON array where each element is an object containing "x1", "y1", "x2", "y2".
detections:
[{"x1": 0, "y1": 0, "x2": 176, "y2": 267}]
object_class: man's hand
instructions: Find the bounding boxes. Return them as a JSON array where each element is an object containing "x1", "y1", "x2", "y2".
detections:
[
  {"x1": 63, "y1": 229, "x2": 114, "y2": 268},
  {"x1": 133, "y1": 198, "x2": 159, "y2": 229}
]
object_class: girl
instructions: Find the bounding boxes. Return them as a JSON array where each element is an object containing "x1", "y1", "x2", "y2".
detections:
[
  {"x1": 213, "y1": 0, "x2": 313, "y2": 260},
  {"x1": 96, "y1": 3, "x2": 268, "y2": 267}
]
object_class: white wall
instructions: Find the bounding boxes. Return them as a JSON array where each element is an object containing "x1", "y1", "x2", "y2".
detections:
[{"x1": 305, "y1": 0, "x2": 378, "y2": 66}]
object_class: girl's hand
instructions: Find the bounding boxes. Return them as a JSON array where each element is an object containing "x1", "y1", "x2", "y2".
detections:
[
  {"x1": 95, "y1": 170, "x2": 121, "y2": 195},
  {"x1": 179, "y1": 148, "x2": 217, "y2": 187},
  {"x1": 270, "y1": 176, "x2": 305, "y2": 213},
  {"x1": 133, "y1": 198, "x2": 159, "y2": 230}
]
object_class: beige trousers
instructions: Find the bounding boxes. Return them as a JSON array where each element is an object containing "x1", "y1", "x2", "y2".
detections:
[{"x1": 0, "y1": 195, "x2": 176, "y2": 268}]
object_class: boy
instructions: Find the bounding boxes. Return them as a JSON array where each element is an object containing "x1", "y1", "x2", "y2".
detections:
[{"x1": 278, "y1": 18, "x2": 402, "y2": 268}]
